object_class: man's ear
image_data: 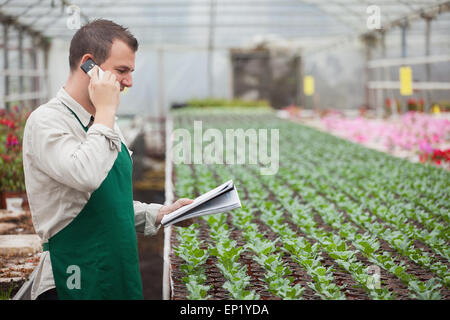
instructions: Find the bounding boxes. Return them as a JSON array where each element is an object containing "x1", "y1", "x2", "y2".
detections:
[{"x1": 79, "y1": 54, "x2": 95, "y2": 68}]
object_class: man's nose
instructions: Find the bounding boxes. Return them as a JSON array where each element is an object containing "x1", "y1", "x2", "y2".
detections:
[{"x1": 122, "y1": 74, "x2": 133, "y2": 88}]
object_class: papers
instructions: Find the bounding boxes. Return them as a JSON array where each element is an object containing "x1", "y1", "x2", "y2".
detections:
[{"x1": 161, "y1": 180, "x2": 241, "y2": 227}]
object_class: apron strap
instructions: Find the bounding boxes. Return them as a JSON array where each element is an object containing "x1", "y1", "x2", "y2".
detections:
[
  {"x1": 42, "y1": 242, "x2": 49, "y2": 252},
  {"x1": 59, "y1": 100, "x2": 93, "y2": 132}
]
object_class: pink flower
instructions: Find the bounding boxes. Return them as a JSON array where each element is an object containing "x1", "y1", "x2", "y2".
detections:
[{"x1": 419, "y1": 139, "x2": 433, "y2": 154}]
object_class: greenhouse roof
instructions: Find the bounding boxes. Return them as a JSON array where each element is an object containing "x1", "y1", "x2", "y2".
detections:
[{"x1": 0, "y1": 0, "x2": 449, "y2": 50}]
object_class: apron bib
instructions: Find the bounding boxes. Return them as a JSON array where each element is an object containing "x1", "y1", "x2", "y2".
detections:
[{"x1": 43, "y1": 105, "x2": 143, "y2": 299}]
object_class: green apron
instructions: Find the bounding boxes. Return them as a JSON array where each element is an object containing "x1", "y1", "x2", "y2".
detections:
[{"x1": 42, "y1": 105, "x2": 143, "y2": 300}]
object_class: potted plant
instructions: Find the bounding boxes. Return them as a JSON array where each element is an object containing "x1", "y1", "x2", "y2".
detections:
[{"x1": 0, "y1": 106, "x2": 29, "y2": 210}]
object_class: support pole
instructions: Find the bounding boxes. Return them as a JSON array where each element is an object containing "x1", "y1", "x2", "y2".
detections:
[
  {"x1": 362, "y1": 34, "x2": 377, "y2": 111},
  {"x1": 401, "y1": 20, "x2": 407, "y2": 59},
  {"x1": 380, "y1": 30, "x2": 393, "y2": 117},
  {"x1": 3, "y1": 23, "x2": 9, "y2": 111},
  {"x1": 30, "y1": 35, "x2": 39, "y2": 108},
  {"x1": 424, "y1": 16, "x2": 432, "y2": 113},
  {"x1": 158, "y1": 47, "x2": 165, "y2": 118},
  {"x1": 18, "y1": 27, "x2": 24, "y2": 108},
  {"x1": 296, "y1": 54, "x2": 302, "y2": 106},
  {"x1": 364, "y1": 42, "x2": 371, "y2": 110},
  {"x1": 42, "y1": 37, "x2": 51, "y2": 109},
  {"x1": 376, "y1": 32, "x2": 384, "y2": 118},
  {"x1": 400, "y1": 19, "x2": 408, "y2": 114},
  {"x1": 207, "y1": 0, "x2": 217, "y2": 98}
]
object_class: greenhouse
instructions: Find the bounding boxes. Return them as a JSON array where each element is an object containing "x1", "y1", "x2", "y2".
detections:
[{"x1": 0, "y1": 0, "x2": 449, "y2": 304}]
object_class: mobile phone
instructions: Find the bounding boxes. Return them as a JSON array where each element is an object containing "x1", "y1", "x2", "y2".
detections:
[{"x1": 80, "y1": 58, "x2": 104, "y2": 79}]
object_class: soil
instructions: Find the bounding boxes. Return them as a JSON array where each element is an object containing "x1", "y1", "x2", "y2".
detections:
[
  {"x1": 0, "y1": 210, "x2": 36, "y2": 235},
  {"x1": 131, "y1": 131, "x2": 167, "y2": 300},
  {"x1": 168, "y1": 112, "x2": 450, "y2": 300},
  {"x1": 134, "y1": 188, "x2": 165, "y2": 300}
]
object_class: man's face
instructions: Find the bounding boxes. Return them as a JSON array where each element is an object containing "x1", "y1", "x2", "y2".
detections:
[{"x1": 98, "y1": 39, "x2": 136, "y2": 92}]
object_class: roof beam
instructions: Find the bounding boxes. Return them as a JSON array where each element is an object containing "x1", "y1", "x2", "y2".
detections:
[
  {"x1": 0, "y1": 10, "x2": 47, "y2": 46},
  {"x1": 4, "y1": 0, "x2": 439, "y2": 8}
]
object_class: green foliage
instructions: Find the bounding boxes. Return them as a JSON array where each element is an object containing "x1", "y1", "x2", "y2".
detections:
[
  {"x1": 171, "y1": 110, "x2": 449, "y2": 300},
  {"x1": 0, "y1": 285, "x2": 14, "y2": 300},
  {"x1": 186, "y1": 98, "x2": 270, "y2": 108},
  {"x1": 174, "y1": 224, "x2": 212, "y2": 300}
]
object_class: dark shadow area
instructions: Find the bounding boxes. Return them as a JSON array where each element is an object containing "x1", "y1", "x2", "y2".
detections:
[
  {"x1": 134, "y1": 189, "x2": 165, "y2": 300},
  {"x1": 131, "y1": 132, "x2": 166, "y2": 300}
]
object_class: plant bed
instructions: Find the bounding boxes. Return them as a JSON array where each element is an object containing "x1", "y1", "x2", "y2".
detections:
[
  {"x1": 167, "y1": 108, "x2": 450, "y2": 300},
  {"x1": 0, "y1": 208, "x2": 39, "y2": 299},
  {"x1": 0, "y1": 209, "x2": 36, "y2": 235},
  {"x1": 0, "y1": 246, "x2": 41, "y2": 299}
]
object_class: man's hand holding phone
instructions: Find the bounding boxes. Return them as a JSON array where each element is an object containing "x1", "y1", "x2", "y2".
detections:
[{"x1": 88, "y1": 66, "x2": 120, "y2": 129}]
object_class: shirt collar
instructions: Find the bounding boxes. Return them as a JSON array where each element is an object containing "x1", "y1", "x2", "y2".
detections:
[{"x1": 56, "y1": 87, "x2": 94, "y2": 128}]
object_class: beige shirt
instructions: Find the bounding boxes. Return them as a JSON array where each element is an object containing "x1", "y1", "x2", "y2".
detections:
[{"x1": 22, "y1": 87, "x2": 162, "y2": 300}]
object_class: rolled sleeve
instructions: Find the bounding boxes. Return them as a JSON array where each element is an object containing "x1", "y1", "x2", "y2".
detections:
[
  {"x1": 134, "y1": 201, "x2": 164, "y2": 236},
  {"x1": 87, "y1": 123, "x2": 122, "y2": 152}
]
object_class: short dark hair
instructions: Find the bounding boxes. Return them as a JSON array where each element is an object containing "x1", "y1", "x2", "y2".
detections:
[{"x1": 69, "y1": 19, "x2": 138, "y2": 71}]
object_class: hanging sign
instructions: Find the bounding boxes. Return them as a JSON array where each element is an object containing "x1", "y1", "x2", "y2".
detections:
[
  {"x1": 304, "y1": 76, "x2": 315, "y2": 96},
  {"x1": 399, "y1": 66, "x2": 412, "y2": 96}
]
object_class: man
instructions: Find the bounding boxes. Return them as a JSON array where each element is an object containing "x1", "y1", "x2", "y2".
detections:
[{"x1": 22, "y1": 19, "x2": 193, "y2": 300}]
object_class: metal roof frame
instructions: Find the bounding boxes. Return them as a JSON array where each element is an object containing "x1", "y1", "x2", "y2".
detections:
[{"x1": 0, "y1": 0, "x2": 448, "y2": 48}]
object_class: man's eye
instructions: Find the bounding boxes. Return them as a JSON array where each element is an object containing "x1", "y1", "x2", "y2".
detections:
[{"x1": 117, "y1": 70, "x2": 126, "y2": 74}]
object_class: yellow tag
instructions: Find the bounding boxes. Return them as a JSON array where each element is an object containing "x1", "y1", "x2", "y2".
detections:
[
  {"x1": 304, "y1": 76, "x2": 314, "y2": 96},
  {"x1": 399, "y1": 66, "x2": 412, "y2": 96},
  {"x1": 432, "y1": 104, "x2": 440, "y2": 114}
]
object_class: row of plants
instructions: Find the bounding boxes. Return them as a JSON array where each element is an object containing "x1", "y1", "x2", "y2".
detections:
[
  {"x1": 214, "y1": 166, "x2": 306, "y2": 299},
  {"x1": 246, "y1": 117, "x2": 449, "y2": 288},
  {"x1": 194, "y1": 164, "x2": 260, "y2": 300},
  {"x1": 177, "y1": 160, "x2": 344, "y2": 300},
  {"x1": 173, "y1": 223, "x2": 211, "y2": 299},
  {"x1": 186, "y1": 98, "x2": 270, "y2": 109},
  {"x1": 183, "y1": 160, "x2": 392, "y2": 299},
  {"x1": 173, "y1": 163, "x2": 260, "y2": 300},
  {"x1": 169, "y1": 108, "x2": 449, "y2": 299},
  {"x1": 283, "y1": 119, "x2": 447, "y2": 286},
  {"x1": 222, "y1": 173, "x2": 346, "y2": 300},
  {"x1": 278, "y1": 131, "x2": 449, "y2": 263},
  {"x1": 190, "y1": 156, "x2": 444, "y2": 300},
  {"x1": 228, "y1": 157, "x2": 398, "y2": 300},
  {"x1": 205, "y1": 159, "x2": 350, "y2": 300},
  {"x1": 172, "y1": 165, "x2": 211, "y2": 299},
  {"x1": 256, "y1": 167, "x2": 444, "y2": 300}
]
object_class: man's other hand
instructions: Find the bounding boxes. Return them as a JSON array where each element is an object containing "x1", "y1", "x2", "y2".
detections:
[{"x1": 156, "y1": 198, "x2": 194, "y2": 227}]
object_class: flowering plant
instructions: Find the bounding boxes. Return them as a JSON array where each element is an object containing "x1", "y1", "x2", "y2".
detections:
[
  {"x1": 321, "y1": 111, "x2": 450, "y2": 167},
  {"x1": 407, "y1": 98, "x2": 425, "y2": 112},
  {"x1": 0, "y1": 106, "x2": 30, "y2": 192},
  {"x1": 419, "y1": 148, "x2": 450, "y2": 165}
]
